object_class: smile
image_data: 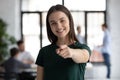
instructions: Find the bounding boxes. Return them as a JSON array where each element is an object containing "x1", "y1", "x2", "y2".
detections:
[{"x1": 57, "y1": 29, "x2": 65, "y2": 33}]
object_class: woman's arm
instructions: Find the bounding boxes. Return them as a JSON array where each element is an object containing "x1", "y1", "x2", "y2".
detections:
[
  {"x1": 70, "y1": 49, "x2": 89, "y2": 63},
  {"x1": 36, "y1": 66, "x2": 44, "y2": 80},
  {"x1": 56, "y1": 45, "x2": 90, "y2": 63}
]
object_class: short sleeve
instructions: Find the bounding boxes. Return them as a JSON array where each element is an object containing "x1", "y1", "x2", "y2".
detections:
[
  {"x1": 35, "y1": 48, "x2": 45, "y2": 67},
  {"x1": 74, "y1": 42, "x2": 91, "y2": 55}
]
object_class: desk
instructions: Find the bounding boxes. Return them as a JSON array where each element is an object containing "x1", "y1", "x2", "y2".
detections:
[
  {"x1": 90, "y1": 50, "x2": 104, "y2": 62},
  {"x1": 19, "y1": 65, "x2": 37, "y2": 80}
]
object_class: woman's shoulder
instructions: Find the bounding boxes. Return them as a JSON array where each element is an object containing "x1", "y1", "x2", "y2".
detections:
[
  {"x1": 74, "y1": 41, "x2": 90, "y2": 48},
  {"x1": 40, "y1": 43, "x2": 57, "y2": 51},
  {"x1": 74, "y1": 41, "x2": 87, "y2": 47},
  {"x1": 73, "y1": 41, "x2": 91, "y2": 54}
]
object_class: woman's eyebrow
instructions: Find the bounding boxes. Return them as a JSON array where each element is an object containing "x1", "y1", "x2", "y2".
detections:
[
  {"x1": 49, "y1": 17, "x2": 65, "y2": 23},
  {"x1": 59, "y1": 17, "x2": 65, "y2": 20}
]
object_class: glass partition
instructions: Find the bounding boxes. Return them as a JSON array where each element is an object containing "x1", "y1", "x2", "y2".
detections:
[
  {"x1": 22, "y1": 0, "x2": 62, "y2": 11},
  {"x1": 22, "y1": 13, "x2": 40, "y2": 60},
  {"x1": 64, "y1": 0, "x2": 106, "y2": 11}
]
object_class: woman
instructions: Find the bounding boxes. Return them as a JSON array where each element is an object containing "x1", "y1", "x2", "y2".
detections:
[{"x1": 35, "y1": 4, "x2": 91, "y2": 80}]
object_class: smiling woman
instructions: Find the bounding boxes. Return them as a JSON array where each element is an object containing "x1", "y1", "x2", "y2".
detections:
[{"x1": 35, "y1": 4, "x2": 91, "y2": 80}]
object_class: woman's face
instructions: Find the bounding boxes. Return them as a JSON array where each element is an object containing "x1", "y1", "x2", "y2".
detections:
[{"x1": 48, "y1": 11, "x2": 70, "y2": 39}]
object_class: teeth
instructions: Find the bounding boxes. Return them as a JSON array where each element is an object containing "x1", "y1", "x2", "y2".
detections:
[{"x1": 57, "y1": 30, "x2": 63, "y2": 33}]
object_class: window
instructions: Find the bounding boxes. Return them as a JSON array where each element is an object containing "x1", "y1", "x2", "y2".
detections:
[
  {"x1": 22, "y1": 13, "x2": 40, "y2": 60},
  {"x1": 64, "y1": 0, "x2": 106, "y2": 11},
  {"x1": 22, "y1": 0, "x2": 62, "y2": 11},
  {"x1": 71, "y1": 12, "x2": 85, "y2": 36}
]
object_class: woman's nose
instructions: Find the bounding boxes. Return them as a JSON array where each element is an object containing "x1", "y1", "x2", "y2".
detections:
[{"x1": 56, "y1": 23, "x2": 62, "y2": 29}]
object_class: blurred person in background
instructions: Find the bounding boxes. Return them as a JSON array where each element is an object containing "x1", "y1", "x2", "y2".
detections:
[
  {"x1": 76, "y1": 25, "x2": 85, "y2": 44},
  {"x1": 1, "y1": 47, "x2": 30, "y2": 80},
  {"x1": 100, "y1": 23, "x2": 111, "y2": 79},
  {"x1": 17, "y1": 40, "x2": 34, "y2": 64}
]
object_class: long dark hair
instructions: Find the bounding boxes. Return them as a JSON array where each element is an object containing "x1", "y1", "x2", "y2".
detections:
[{"x1": 46, "y1": 4, "x2": 78, "y2": 44}]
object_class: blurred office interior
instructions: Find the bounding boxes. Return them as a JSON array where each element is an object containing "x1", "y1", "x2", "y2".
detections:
[{"x1": 0, "y1": 0, "x2": 120, "y2": 80}]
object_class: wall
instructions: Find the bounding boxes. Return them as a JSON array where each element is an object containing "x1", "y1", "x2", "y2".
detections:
[
  {"x1": 107, "y1": 0, "x2": 120, "y2": 78},
  {"x1": 0, "y1": 0, "x2": 21, "y2": 40}
]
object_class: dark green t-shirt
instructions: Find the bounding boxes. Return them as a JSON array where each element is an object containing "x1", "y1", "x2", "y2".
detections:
[{"x1": 36, "y1": 42, "x2": 91, "y2": 80}]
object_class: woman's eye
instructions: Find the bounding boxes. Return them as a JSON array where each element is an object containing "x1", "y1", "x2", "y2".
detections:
[
  {"x1": 61, "y1": 20, "x2": 65, "y2": 23},
  {"x1": 50, "y1": 22, "x2": 56, "y2": 25}
]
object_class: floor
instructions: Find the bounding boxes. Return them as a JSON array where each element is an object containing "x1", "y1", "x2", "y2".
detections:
[{"x1": 85, "y1": 63, "x2": 120, "y2": 80}]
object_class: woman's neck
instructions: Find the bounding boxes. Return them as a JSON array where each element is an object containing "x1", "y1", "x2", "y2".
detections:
[{"x1": 56, "y1": 37, "x2": 73, "y2": 46}]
